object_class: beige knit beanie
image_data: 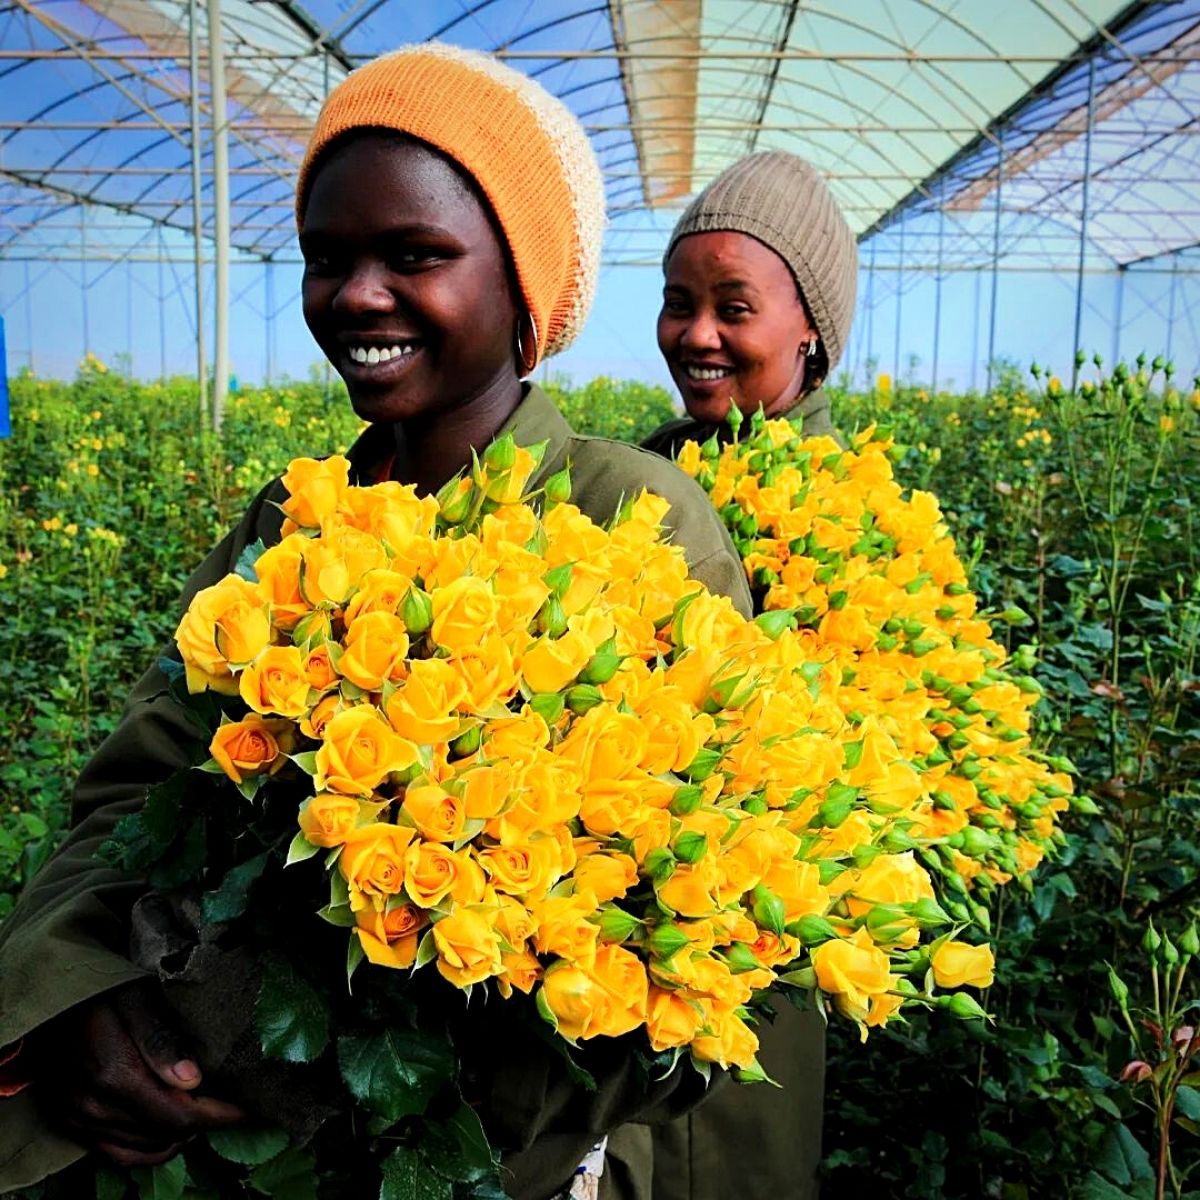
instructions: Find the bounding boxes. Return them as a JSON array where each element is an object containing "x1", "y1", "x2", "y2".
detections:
[{"x1": 665, "y1": 151, "x2": 858, "y2": 372}]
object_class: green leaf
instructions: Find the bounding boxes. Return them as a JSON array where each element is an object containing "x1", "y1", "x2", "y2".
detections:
[
  {"x1": 201, "y1": 850, "x2": 270, "y2": 922},
  {"x1": 256, "y1": 955, "x2": 329, "y2": 1063},
  {"x1": 247, "y1": 1146, "x2": 318, "y2": 1200},
  {"x1": 379, "y1": 1147, "x2": 453, "y2": 1200},
  {"x1": 207, "y1": 1125, "x2": 289, "y2": 1166},
  {"x1": 1175, "y1": 1085, "x2": 1200, "y2": 1122},
  {"x1": 286, "y1": 832, "x2": 321, "y2": 866},
  {"x1": 96, "y1": 1164, "x2": 130, "y2": 1200},
  {"x1": 132, "y1": 1157, "x2": 187, "y2": 1200},
  {"x1": 421, "y1": 1104, "x2": 498, "y2": 1184},
  {"x1": 1078, "y1": 1172, "x2": 1152, "y2": 1200},
  {"x1": 235, "y1": 538, "x2": 268, "y2": 583},
  {"x1": 338, "y1": 1029, "x2": 456, "y2": 1124},
  {"x1": 1095, "y1": 1123, "x2": 1154, "y2": 1186}
]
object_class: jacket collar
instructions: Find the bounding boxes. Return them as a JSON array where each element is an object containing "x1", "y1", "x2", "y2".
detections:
[{"x1": 344, "y1": 384, "x2": 567, "y2": 488}]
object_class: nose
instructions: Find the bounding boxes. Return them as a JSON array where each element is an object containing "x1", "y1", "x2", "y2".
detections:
[
  {"x1": 332, "y1": 258, "x2": 394, "y2": 316},
  {"x1": 678, "y1": 310, "x2": 721, "y2": 354}
]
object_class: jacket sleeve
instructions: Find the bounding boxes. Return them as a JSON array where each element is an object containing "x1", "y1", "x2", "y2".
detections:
[{"x1": 0, "y1": 483, "x2": 285, "y2": 1193}]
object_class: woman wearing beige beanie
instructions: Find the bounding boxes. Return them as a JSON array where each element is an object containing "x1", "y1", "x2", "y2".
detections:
[
  {"x1": 642, "y1": 149, "x2": 857, "y2": 460},
  {"x1": 638, "y1": 149, "x2": 858, "y2": 1200}
]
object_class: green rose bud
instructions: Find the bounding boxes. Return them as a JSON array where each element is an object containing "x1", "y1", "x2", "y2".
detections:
[
  {"x1": 684, "y1": 746, "x2": 723, "y2": 782},
  {"x1": 597, "y1": 906, "x2": 642, "y2": 943},
  {"x1": 669, "y1": 785, "x2": 704, "y2": 816},
  {"x1": 565, "y1": 684, "x2": 604, "y2": 714},
  {"x1": 751, "y1": 884, "x2": 787, "y2": 937},
  {"x1": 672, "y1": 831, "x2": 708, "y2": 864},
  {"x1": 791, "y1": 914, "x2": 839, "y2": 945},
  {"x1": 579, "y1": 638, "x2": 620, "y2": 685},
  {"x1": 448, "y1": 724, "x2": 482, "y2": 758},
  {"x1": 482, "y1": 433, "x2": 517, "y2": 473},
  {"x1": 543, "y1": 562, "x2": 573, "y2": 598},
  {"x1": 401, "y1": 586, "x2": 434, "y2": 635},
  {"x1": 648, "y1": 922, "x2": 691, "y2": 961},
  {"x1": 543, "y1": 465, "x2": 572, "y2": 506},
  {"x1": 538, "y1": 594, "x2": 567, "y2": 638}
]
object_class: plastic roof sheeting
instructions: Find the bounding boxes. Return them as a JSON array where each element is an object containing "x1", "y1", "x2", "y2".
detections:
[{"x1": 1, "y1": 0, "x2": 1198, "y2": 273}]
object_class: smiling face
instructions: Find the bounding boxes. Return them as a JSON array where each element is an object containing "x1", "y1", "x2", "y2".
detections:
[
  {"x1": 657, "y1": 231, "x2": 817, "y2": 424},
  {"x1": 300, "y1": 133, "x2": 520, "y2": 428}
]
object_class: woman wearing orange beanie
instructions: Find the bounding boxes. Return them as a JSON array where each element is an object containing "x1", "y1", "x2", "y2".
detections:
[{"x1": 0, "y1": 45, "x2": 749, "y2": 1200}]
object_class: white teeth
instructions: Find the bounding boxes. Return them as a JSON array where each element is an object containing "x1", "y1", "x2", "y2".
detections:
[
  {"x1": 686, "y1": 365, "x2": 732, "y2": 381},
  {"x1": 347, "y1": 343, "x2": 416, "y2": 366}
]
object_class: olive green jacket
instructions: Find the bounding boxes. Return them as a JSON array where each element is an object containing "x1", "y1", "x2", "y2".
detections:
[
  {"x1": 639, "y1": 388, "x2": 837, "y2": 461},
  {"x1": 0, "y1": 387, "x2": 751, "y2": 1199}
]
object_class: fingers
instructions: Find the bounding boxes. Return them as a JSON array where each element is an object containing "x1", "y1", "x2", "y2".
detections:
[
  {"x1": 34, "y1": 984, "x2": 247, "y2": 1161},
  {"x1": 111, "y1": 981, "x2": 202, "y2": 1091}
]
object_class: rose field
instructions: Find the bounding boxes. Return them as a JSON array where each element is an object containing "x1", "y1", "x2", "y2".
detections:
[{"x1": 1, "y1": 359, "x2": 1198, "y2": 1199}]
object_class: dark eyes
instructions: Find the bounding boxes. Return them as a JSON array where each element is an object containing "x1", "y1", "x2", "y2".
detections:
[
  {"x1": 661, "y1": 298, "x2": 752, "y2": 319},
  {"x1": 301, "y1": 246, "x2": 440, "y2": 275}
]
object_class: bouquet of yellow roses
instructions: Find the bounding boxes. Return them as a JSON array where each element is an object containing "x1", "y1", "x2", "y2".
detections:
[
  {"x1": 100, "y1": 433, "x2": 1000, "y2": 1197},
  {"x1": 673, "y1": 409, "x2": 1080, "y2": 927}
]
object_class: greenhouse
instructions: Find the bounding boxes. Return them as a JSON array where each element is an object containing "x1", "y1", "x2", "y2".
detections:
[{"x1": 0, "y1": 3, "x2": 1198, "y2": 1199}]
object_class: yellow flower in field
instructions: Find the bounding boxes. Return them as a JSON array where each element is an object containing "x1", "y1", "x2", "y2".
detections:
[
  {"x1": 91, "y1": 438, "x2": 104, "y2": 451},
  {"x1": 0, "y1": 564, "x2": 8, "y2": 580},
  {"x1": 931, "y1": 940, "x2": 994, "y2": 989},
  {"x1": 876, "y1": 372, "x2": 892, "y2": 395},
  {"x1": 86, "y1": 464, "x2": 100, "y2": 478},
  {"x1": 1160, "y1": 414, "x2": 1176, "y2": 434},
  {"x1": 42, "y1": 517, "x2": 62, "y2": 532}
]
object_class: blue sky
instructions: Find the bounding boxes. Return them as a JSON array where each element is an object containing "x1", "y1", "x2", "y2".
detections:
[{"x1": 5, "y1": 247, "x2": 1196, "y2": 396}]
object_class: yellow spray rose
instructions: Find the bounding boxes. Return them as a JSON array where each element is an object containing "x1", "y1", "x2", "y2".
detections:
[
  {"x1": 209, "y1": 713, "x2": 290, "y2": 784},
  {"x1": 931, "y1": 940, "x2": 995, "y2": 989},
  {"x1": 238, "y1": 645, "x2": 311, "y2": 718},
  {"x1": 175, "y1": 575, "x2": 270, "y2": 693},
  {"x1": 280, "y1": 455, "x2": 350, "y2": 529},
  {"x1": 431, "y1": 576, "x2": 497, "y2": 655},
  {"x1": 433, "y1": 908, "x2": 504, "y2": 987},
  {"x1": 315, "y1": 706, "x2": 418, "y2": 795}
]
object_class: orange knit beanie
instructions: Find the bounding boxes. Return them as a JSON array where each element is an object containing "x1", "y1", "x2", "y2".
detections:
[{"x1": 296, "y1": 44, "x2": 605, "y2": 364}]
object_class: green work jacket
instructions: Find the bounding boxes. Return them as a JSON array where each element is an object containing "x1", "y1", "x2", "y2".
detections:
[
  {"x1": 639, "y1": 388, "x2": 837, "y2": 461},
  {"x1": 0, "y1": 386, "x2": 751, "y2": 1200},
  {"x1": 629, "y1": 397, "x2": 832, "y2": 1200}
]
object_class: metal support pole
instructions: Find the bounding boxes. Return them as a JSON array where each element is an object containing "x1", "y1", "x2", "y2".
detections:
[
  {"x1": 1112, "y1": 265, "x2": 1125, "y2": 364},
  {"x1": 932, "y1": 200, "x2": 944, "y2": 393},
  {"x1": 265, "y1": 259, "x2": 275, "y2": 384},
  {"x1": 189, "y1": 0, "x2": 208, "y2": 423},
  {"x1": 209, "y1": 0, "x2": 230, "y2": 433},
  {"x1": 1166, "y1": 256, "x2": 1180, "y2": 363},
  {"x1": 971, "y1": 270, "x2": 981, "y2": 393},
  {"x1": 157, "y1": 227, "x2": 167, "y2": 379},
  {"x1": 893, "y1": 221, "x2": 904, "y2": 385},
  {"x1": 80, "y1": 209, "x2": 89, "y2": 357},
  {"x1": 1072, "y1": 58, "x2": 1096, "y2": 391},
  {"x1": 866, "y1": 239, "x2": 876, "y2": 386},
  {"x1": 24, "y1": 260, "x2": 34, "y2": 372},
  {"x1": 126, "y1": 264, "x2": 133, "y2": 374},
  {"x1": 986, "y1": 142, "x2": 1004, "y2": 392}
]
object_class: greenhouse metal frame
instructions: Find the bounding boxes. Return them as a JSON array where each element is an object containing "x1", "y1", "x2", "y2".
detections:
[{"x1": 1, "y1": 0, "x2": 1198, "y2": 419}]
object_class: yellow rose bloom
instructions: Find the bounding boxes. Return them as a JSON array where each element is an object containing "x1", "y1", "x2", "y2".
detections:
[
  {"x1": 931, "y1": 940, "x2": 995, "y2": 989},
  {"x1": 315, "y1": 706, "x2": 418, "y2": 795},
  {"x1": 238, "y1": 645, "x2": 311, "y2": 718}
]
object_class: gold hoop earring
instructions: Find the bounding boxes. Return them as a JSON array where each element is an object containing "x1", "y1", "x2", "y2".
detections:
[{"x1": 515, "y1": 312, "x2": 539, "y2": 376}]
